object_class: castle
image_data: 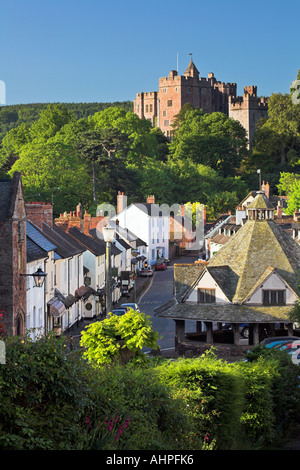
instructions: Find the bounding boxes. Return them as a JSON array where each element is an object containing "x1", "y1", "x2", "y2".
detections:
[{"x1": 133, "y1": 59, "x2": 268, "y2": 146}]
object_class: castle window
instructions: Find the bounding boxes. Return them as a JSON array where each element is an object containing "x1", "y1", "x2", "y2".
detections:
[
  {"x1": 167, "y1": 100, "x2": 172, "y2": 107},
  {"x1": 145, "y1": 105, "x2": 148, "y2": 113},
  {"x1": 163, "y1": 110, "x2": 167, "y2": 117},
  {"x1": 198, "y1": 288, "x2": 216, "y2": 303},
  {"x1": 262, "y1": 290, "x2": 285, "y2": 305},
  {"x1": 163, "y1": 88, "x2": 167, "y2": 93},
  {"x1": 150, "y1": 104, "x2": 153, "y2": 112},
  {"x1": 164, "y1": 120, "x2": 169, "y2": 126}
]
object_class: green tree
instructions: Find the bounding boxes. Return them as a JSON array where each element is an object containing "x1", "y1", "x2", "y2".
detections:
[
  {"x1": 9, "y1": 138, "x2": 91, "y2": 214},
  {"x1": 74, "y1": 127, "x2": 130, "y2": 205},
  {"x1": 90, "y1": 107, "x2": 161, "y2": 167},
  {"x1": 29, "y1": 103, "x2": 75, "y2": 141},
  {"x1": 252, "y1": 92, "x2": 300, "y2": 168},
  {"x1": 169, "y1": 110, "x2": 248, "y2": 177},
  {"x1": 0, "y1": 123, "x2": 31, "y2": 171}
]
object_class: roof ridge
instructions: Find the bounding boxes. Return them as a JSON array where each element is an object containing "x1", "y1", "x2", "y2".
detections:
[{"x1": 232, "y1": 221, "x2": 257, "y2": 302}]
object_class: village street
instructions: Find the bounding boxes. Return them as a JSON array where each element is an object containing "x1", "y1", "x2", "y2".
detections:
[{"x1": 139, "y1": 256, "x2": 197, "y2": 353}]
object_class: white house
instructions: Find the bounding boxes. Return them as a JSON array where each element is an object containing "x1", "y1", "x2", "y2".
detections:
[
  {"x1": 26, "y1": 221, "x2": 61, "y2": 335},
  {"x1": 67, "y1": 227, "x2": 106, "y2": 318},
  {"x1": 26, "y1": 234, "x2": 48, "y2": 340},
  {"x1": 112, "y1": 195, "x2": 169, "y2": 265},
  {"x1": 26, "y1": 219, "x2": 88, "y2": 335}
]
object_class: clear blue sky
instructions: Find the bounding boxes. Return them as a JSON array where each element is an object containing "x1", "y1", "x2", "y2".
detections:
[{"x1": 1, "y1": 0, "x2": 299, "y2": 105}]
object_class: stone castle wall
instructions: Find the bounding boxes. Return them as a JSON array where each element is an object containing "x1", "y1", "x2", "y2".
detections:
[{"x1": 134, "y1": 61, "x2": 268, "y2": 144}]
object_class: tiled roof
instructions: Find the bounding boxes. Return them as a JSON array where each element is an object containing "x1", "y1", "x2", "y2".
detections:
[
  {"x1": 68, "y1": 227, "x2": 106, "y2": 256},
  {"x1": 209, "y1": 218, "x2": 300, "y2": 303},
  {"x1": 89, "y1": 228, "x2": 122, "y2": 255},
  {"x1": 132, "y1": 203, "x2": 170, "y2": 217},
  {"x1": 155, "y1": 302, "x2": 292, "y2": 323},
  {"x1": 26, "y1": 221, "x2": 57, "y2": 254},
  {"x1": 53, "y1": 223, "x2": 86, "y2": 253},
  {"x1": 41, "y1": 222, "x2": 84, "y2": 258},
  {"x1": 247, "y1": 192, "x2": 275, "y2": 210},
  {"x1": 26, "y1": 237, "x2": 48, "y2": 263}
]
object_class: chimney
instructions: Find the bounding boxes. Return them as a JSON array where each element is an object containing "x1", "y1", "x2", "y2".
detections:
[
  {"x1": 147, "y1": 195, "x2": 155, "y2": 204},
  {"x1": 83, "y1": 211, "x2": 91, "y2": 235},
  {"x1": 26, "y1": 202, "x2": 53, "y2": 229},
  {"x1": 263, "y1": 181, "x2": 270, "y2": 199},
  {"x1": 76, "y1": 202, "x2": 83, "y2": 218},
  {"x1": 117, "y1": 191, "x2": 127, "y2": 214},
  {"x1": 277, "y1": 200, "x2": 282, "y2": 218}
]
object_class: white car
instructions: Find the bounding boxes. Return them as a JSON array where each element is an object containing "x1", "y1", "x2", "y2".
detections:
[{"x1": 120, "y1": 303, "x2": 140, "y2": 312}]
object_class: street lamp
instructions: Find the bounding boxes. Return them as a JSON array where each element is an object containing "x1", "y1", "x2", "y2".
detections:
[
  {"x1": 102, "y1": 225, "x2": 115, "y2": 316},
  {"x1": 20, "y1": 267, "x2": 47, "y2": 287},
  {"x1": 257, "y1": 169, "x2": 261, "y2": 190}
]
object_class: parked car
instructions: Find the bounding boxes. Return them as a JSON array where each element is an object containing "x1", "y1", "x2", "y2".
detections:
[
  {"x1": 111, "y1": 308, "x2": 127, "y2": 316},
  {"x1": 261, "y1": 336, "x2": 300, "y2": 365},
  {"x1": 138, "y1": 268, "x2": 153, "y2": 277},
  {"x1": 260, "y1": 336, "x2": 300, "y2": 348},
  {"x1": 155, "y1": 262, "x2": 167, "y2": 271},
  {"x1": 120, "y1": 303, "x2": 140, "y2": 312},
  {"x1": 222, "y1": 323, "x2": 249, "y2": 338}
]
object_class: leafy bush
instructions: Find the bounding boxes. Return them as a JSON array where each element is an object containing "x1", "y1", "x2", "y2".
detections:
[
  {"x1": 80, "y1": 310, "x2": 160, "y2": 366},
  {"x1": 1, "y1": 331, "x2": 299, "y2": 450},
  {"x1": 241, "y1": 346, "x2": 300, "y2": 447},
  {"x1": 154, "y1": 351, "x2": 245, "y2": 449},
  {"x1": 88, "y1": 364, "x2": 194, "y2": 450},
  {"x1": 0, "y1": 333, "x2": 94, "y2": 450}
]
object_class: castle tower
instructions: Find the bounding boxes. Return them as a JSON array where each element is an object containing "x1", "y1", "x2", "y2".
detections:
[{"x1": 229, "y1": 86, "x2": 268, "y2": 147}]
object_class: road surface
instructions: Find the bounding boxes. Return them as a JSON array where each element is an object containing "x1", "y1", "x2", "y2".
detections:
[{"x1": 139, "y1": 256, "x2": 197, "y2": 352}]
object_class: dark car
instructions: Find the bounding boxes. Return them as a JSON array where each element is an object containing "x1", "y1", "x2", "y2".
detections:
[
  {"x1": 111, "y1": 308, "x2": 127, "y2": 316},
  {"x1": 222, "y1": 323, "x2": 249, "y2": 338},
  {"x1": 155, "y1": 262, "x2": 167, "y2": 271}
]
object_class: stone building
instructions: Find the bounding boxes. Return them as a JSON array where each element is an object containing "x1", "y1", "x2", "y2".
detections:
[
  {"x1": 0, "y1": 173, "x2": 27, "y2": 336},
  {"x1": 155, "y1": 192, "x2": 300, "y2": 355},
  {"x1": 134, "y1": 58, "x2": 268, "y2": 145}
]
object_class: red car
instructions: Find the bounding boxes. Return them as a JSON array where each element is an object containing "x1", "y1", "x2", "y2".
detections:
[{"x1": 155, "y1": 262, "x2": 167, "y2": 271}]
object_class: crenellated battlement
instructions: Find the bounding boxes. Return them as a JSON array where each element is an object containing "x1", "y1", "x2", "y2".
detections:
[{"x1": 229, "y1": 93, "x2": 268, "y2": 109}]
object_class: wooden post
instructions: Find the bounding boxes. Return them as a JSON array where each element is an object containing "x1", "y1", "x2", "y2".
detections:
[
  {"x1": 175, "y1": 320, "x2": 185, "y2": 344},
  {"x1": 287, "y1": 323, "x2": 294, "y2": 336},
  {"x1": 204, "y1": 322, "x2": 213, "y2": 344},
  {"x1": 253, "y1": 323, "x2": 259, "y2": 345},
  {"x1": 232, "y1": 324, "x2": 240, "y2": 346}
]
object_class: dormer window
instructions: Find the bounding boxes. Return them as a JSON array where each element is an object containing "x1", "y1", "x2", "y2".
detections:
[
  {"x1": 198, "y1": 288, "x2": 216, "y2": 303},
  {"x1": 262, "y1": 290, "x2": 285, "y2": 305}
]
